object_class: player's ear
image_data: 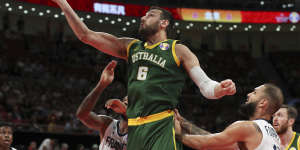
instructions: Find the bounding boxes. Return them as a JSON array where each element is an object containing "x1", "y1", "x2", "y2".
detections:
[
  {"x1": 160, "y1": 20, "x2": 169, "y2": 28},
  {"x1": 288, "y1": 118, "x2": 295, "y2": 126},
  {"x1": 258, "y1": 98, "x2": 268, "y2": 108}
]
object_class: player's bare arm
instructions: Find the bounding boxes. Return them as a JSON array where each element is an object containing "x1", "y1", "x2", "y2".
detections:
[
  {"x1": 51, "y1": 0, "x2": 135, "y2": 59},
  {"x1": 174, "y1": 109, "x2": 210, "y2": 137},
  {"x1": 174, "y1": 110, "x2": 239, "y2": 150},
  {"x1": 175, "y1": 44, "x2": 236, "y2": 99},
  {"x1": 180, "y1": 121, "x2": 260, "y2": 150},
  {"x1": 76, "y1": 61, "x2": 117, "y2": 136}
]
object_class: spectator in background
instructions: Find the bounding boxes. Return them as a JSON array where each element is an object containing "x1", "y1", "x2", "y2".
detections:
[
  {"x1": 91, "y1": 144, "x2": 98, "y2": 150},
  {"x1": 27, "y1": 141, "x2": 37, "y2": 150},
  {"x1": 38, "y1": 138, "x2": 55, "y2": 150},
  {"x1": 60, "y1": 143, "x2": 68, "y2": 150},
  {"x1": 47, "y1": 114, "x2": 57, "y2": 133},
  {"x1": 0, "y1": 122, "x2": 16, "y2": 150},
  {"x1": 76, "y1": 144, "x2": 84, "y2": 150}
]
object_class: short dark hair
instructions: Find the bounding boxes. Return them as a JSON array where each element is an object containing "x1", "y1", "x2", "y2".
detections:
[
  {"x1": 281, "y1": 105, "x2": 298, "y2": 120},
  {"x1": 0, "y1": 121, "x2": 14, "y2": 131},
  {"x1": 263, "y1": 83, "x2": 284, "y2": 115},
  {"x1": 149, "y1": 6, "x2": 174, "y2": 36},
  {"x1": 0, "y1": 121, "x2": 13, "y2": 127}
]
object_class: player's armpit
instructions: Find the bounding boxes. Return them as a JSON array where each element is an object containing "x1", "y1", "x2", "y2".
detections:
[
  {"x1": 82, "y1": 31, "x2": 135, "y2": 60},
  {"x1": 80, "y1": 112, "x2": 113, "y2": 134}
]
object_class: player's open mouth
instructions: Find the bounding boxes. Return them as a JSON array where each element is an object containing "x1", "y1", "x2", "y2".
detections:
[{"x1": 4, "y1": 140, "x2": 11, "y2": 144}]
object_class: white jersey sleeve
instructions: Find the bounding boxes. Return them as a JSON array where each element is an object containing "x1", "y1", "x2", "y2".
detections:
[
  {"x1": 253, "y1": 120, "x2": 281, "y2": 150},
  {"x1": 99, "y1": 119, "x2": 127, "y2": 150}
]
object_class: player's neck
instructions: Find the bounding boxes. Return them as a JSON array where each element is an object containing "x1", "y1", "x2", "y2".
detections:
[
  {"x1": 279, "y1": 128, "x2": 294, "y2": 145},
  {"x1": 0, "y1": 146, "x2": 10, "y2": 150},
  {"x1": 119, "y1": 120, "x2": 128, "y2": 134},
  {"x1": 250, "y1": 112, "x2": 271, "y2": 121},
  {"x1": 146, "y1": 31, "x2": 167, "y2": 46}
]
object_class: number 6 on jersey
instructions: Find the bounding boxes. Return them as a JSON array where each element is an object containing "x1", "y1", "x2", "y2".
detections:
[{"x1": 137, "y1": 66, "x2": 148, "y2": 80}]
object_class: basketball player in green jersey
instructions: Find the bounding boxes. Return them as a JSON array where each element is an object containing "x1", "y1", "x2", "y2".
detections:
[
  {"x1": 273, "y1": 105, "x2": 300, "y2": 150},
  {"x1": 51, "y1": 0, "x2": 236, "y2": 149}
]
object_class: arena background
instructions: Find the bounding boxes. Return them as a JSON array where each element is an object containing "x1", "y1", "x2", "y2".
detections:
[{"x1": 0, "y1": 0, "x2": 299, "y2": 149}]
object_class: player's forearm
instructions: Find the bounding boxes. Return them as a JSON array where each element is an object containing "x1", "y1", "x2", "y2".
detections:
[
  {"x1": 182, "y1": 135, "x2": 205, "y2": 150},
  {"x1": 188, "y1": 66, "x2": 220, "y2": 99},
  {"x1": 56, "y1": 0, "x2": 90, "y2": 41},
  {"x1": 76, "y1": 84, "x2": 107, "y2": 119},
  {"x1": 180, "y1": 118, "x2": 210, "y2": 135}
]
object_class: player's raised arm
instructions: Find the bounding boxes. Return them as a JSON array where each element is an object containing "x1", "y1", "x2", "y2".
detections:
[
  {"x1": 51, "y1": 0, "x2": 134, "y2": 59},
  {"x1": 175, "y1": 44, "x2": 236, "y2": 99},
  {"x1": 76, "y1": 61, "x2": 117, "y2": 135}
]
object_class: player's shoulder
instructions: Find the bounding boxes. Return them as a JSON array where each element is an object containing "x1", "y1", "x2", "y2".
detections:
[
  {"x1": 174, "y1": 42, "x2": 190, "y2": 53},
  {"x1": 229, "y1": 120, "x2": 258, "y2": 131},
  {"x1": 174, "y1": 40, "x2": 187, "y2": 47},
  {"x1": 11, "y1": 147, "x2": 17, "y2": 150}
]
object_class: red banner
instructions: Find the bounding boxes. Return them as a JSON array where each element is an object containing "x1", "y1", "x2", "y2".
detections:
[
  {"x1": 241, "y1": 11, "x2": 300, "y2": 23},
  {"x1": 16, "y1": 0, "x2": 182, "y2": 19},
  {"x1": 14, "y1": 0, "x2": 300, "y2": 24}
]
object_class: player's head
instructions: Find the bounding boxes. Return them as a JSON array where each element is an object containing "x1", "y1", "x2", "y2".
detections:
[
  {"x1": 139, "y1": 6, "x2": 173, "y2": 39},
  {"x1": 0, "y1": 122, "x2": 13, "y2": 149},
  {"x1": 240, "y1": 83, "x2": 283, "y2": 119},
  {"x1": 273, "y1": 105, "x2": 298, "y2": 135}
]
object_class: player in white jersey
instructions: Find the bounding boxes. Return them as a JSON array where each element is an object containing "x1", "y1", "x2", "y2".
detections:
[
  {"x1": 175, "y1": 83, "x2": 283, "y2": 150},
  {"x1": 76, "y1": 60, "x2": 127, "y2": 150}
]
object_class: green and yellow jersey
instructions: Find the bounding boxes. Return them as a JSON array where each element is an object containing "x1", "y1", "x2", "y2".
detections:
[
  {"x1": 285, "y1": 132, "x2": 300, "y2": 150},
  {"x1": 126, "y1": 39, "x2": 186, "y2": 119}
]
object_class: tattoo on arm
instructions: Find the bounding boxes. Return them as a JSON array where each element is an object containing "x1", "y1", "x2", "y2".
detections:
[
  {"x1": 181, "y1": 118, "x2": 211, "y2": 135},
  {"x1": 253, "y1": 122, "x2": 262, "y2": 134}
]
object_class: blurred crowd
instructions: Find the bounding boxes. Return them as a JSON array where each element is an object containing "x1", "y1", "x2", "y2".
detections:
[
  {"x1": 1, "y1": 11, "x2": 299, "y2": 149},
  {"x1": 270, "y1": 52, "x2": 300, "y2": 98}
]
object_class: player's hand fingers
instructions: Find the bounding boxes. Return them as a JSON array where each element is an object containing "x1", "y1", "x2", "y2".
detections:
[
  {"x1": 224, "y1": 84, "x2": 236, "y2": 95},
  {"x1": 221, "y1": 79, "x2": 232, "y2": 88},
  {"x1": 104, "y1": 60, "x2": 117, "y2": 72}
]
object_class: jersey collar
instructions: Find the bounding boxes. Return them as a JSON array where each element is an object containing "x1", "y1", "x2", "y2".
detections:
[{"x1": 144, "y1": 39, "x2": 168, "y2": 49}]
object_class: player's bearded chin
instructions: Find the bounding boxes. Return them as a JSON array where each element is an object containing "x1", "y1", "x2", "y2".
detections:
[
  {"x1": 238, "y1": 101, "x2": 258, "y2": 120},
  {"x1": 139, "y1": 21, "x2": 160, "y2": 39},
  {"x1": 276, "y1": 123, "x2": 288, "y2": 135}
]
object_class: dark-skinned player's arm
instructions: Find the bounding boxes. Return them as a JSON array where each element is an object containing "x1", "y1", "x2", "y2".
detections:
[
  {"x1": 175, "y1": 44, "x2": 236, "y2": 99},
  {"x1": 51, "y1": 0, "x2": 135, "y2": 60},
  {"x1": 76, "y1": 61, "x2": 117, "y2": 138}
]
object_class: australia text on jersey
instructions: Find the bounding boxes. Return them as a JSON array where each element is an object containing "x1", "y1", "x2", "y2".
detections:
[{"x1": 131, "y1": 51, "x2": 167, "y2": 68}]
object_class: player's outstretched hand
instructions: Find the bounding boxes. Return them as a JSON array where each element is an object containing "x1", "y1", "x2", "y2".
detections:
[
  {"x1": 214, "y1": 79, "x2": 236, "y2": 98},
  {"x1": 99, "y1": 60, "x2": 117, "y2": 87},
  {"x1": 51, "y1": 0, "x2": 62, "y2": 4}
]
